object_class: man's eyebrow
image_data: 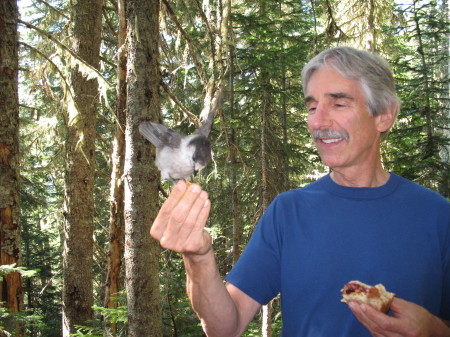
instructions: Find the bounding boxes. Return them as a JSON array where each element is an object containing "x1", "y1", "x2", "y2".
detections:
[
  {"x1": 304, "y1": 96, "x2": 316, "y2": 104},
  {"x1": 304, "y1": 92, "x2": 355, "y2": 104},
  {"x1": 326, "y1": 92, "x2": 354, "y2": 100}
]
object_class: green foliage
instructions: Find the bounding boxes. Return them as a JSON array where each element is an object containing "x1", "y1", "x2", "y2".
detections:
[
  {"x1": 71, "y1": 325, "x2": 103, "y2": 337},
  {"x1": 383, "y1": 0, "x2": 450, "y2": 197},
  {"x1": 70, "y1": 299, "x2": 128, "y2": 337},
  {"x1": 15, "y1": 0, "x2": 450, "y2": 336},
  {"x1": 0, "y1": 266, "x2": 45, "y2": 336},
  {"x1": 92, "y1": 305, "x2": 128, "y2": 325},
  {"x1": 0, "y1": 264, "x2": 38, "y2": 281},
  {"x1": 0, "y1": 307, "x2": 46, "y2": 336}
]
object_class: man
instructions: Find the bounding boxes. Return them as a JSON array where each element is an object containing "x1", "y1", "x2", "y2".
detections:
[{"x1": 150, "y1": 47, "x2": 450, "y2": 336}]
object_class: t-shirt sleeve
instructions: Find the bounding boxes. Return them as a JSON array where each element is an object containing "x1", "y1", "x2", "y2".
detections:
[
  {"x1": 225, "y1": 197, "x2": 283, "y2": 305},
  {"x1": 441, "y1": 202, "x2": 450, "y2": 320}
]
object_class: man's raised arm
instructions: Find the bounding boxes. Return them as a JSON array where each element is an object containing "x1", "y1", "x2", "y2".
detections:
[{"x1": 151, "y1": 180, "x2": 260, "y2": 336}]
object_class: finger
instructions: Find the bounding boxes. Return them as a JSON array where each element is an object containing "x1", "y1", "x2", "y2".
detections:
[
  {"x1": 349, "y1": 302, "x2": 374, "y2": 331},
  {"x1": 349, "y1": 303, "x2": 384, "y2": 333},
  {"x1": 184, "y1": 196, "x2": 212, "y2": 255},
  {"x1": 151, "y1": 180, "x2": 189, "y2": 240},
  {"x1": 160, "y1": 184, "x2": 204, "y2": 247},
  {"x1": 190, "y1": 199, "x2": 212, "y2": 255},
  {"x1": 178, "y1": 193, "x2": 212, "y2": 254},
  {"x1": 388, "y1": 298, "x2": 408, "y2": 317},
  {"x1": 174, "y1": 190, "x2": 209, "y2": 245},
  {"x1": 349, "y1": 302, "x2": 402, "y2": 337},
  {"x1": 193, "y1": 195, "x2": 210, "y2": 232},
  {"x1": 161, "y1": 180, "x2": 190, "y2": 214}
]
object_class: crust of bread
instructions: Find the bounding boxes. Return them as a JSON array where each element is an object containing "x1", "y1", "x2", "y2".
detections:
[{"x1": 341, "y1": 280, "x2": 395, "y2": 313}]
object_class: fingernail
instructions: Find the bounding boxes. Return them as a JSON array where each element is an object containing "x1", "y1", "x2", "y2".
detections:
[
  {"x1": 203, "y1": 199, "x2": 210, "y2": 208},
  {"x1": 200, "y1": 190, "x2": 208, "y2": 199},
  {"x1": 360, "y1": 304, "x2": 367, "y2": 312}
]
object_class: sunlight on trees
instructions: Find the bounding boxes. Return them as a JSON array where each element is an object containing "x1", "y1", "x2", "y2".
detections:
[{"x1": 3, "y1": 0, "x2": 448, "y2": 335}]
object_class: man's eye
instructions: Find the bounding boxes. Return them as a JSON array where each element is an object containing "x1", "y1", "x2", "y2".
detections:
[{"x1": 308, "y1": 107, "x2": 316, "y2": 113}]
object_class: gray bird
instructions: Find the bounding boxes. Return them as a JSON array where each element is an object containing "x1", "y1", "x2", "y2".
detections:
[{"x1": 139, "y1": 90, "x2": 220, "y2": 181}]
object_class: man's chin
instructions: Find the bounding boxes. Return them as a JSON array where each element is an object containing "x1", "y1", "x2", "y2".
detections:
[{"x1": 317, "y1": 154, "x2": 338, "y2": 169}]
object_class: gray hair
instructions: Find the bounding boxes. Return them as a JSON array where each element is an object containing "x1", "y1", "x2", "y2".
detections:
[{"x1": 302, "y1": 47, "x2": 400, "y2": 121}]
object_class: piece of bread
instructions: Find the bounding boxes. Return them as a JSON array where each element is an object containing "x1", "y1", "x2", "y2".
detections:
[{"x1": 340, "y1": 280, "x2": 395, "y2": 313}]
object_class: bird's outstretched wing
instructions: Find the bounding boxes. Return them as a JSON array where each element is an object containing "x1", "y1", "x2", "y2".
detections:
[{"x1": 139, "y1": 121, "x2": 182, "y2": 148}]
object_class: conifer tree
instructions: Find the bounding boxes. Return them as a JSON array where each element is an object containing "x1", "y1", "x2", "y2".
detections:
[
  {"x1": 62, "y1": 0, "x2": 103, "y2": 334},
  {"x1": 0, "y1": 1, "x2": 23, "y2": 329},
  {"x1": 123, "y1": 0, "x2": 163, "y2": 335}
]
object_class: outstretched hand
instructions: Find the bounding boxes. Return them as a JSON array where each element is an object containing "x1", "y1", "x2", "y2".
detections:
[
  {"x1": 349, "y1": 297, "x2": 450, "y2": 337},
  {"x1": 150, "y1": 180, "x2": 212, "y2": 256}
]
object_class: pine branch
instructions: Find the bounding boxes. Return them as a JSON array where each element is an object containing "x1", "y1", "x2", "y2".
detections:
[
  {"x1": 161, "y1": 0, "x2": 207, "y2": 85},
  {"x1": 35, "y1": 0, "x2": 70, "y2": 20},
  {"x1": 160, "y1": 81, "x2": 201, "y2": 127},
  {"x1": 18, "y1": 19, "x2": 113, "y2": 88},
  {"x1": 19, "y1": 41, "x2": 75, "y2": 103}
]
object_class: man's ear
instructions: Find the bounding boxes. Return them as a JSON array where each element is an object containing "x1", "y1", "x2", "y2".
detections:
[{"x1": 376, "y1": 102, "x2": 398, "y2": 133}]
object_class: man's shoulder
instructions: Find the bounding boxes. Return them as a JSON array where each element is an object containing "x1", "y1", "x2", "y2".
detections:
[{"x1": 393, "y1": 173, "x2": 449, "y2": 207}]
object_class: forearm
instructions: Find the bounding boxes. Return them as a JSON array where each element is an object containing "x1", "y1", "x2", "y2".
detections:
[
  {"x1": 435, "y1": 319, "x2": 450, "y2": 337},
  {"x1": 183, "y1": 249, "x2": 241, "y2": 337}
]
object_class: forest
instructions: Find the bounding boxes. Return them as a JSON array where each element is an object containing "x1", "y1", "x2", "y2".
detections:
[{"x1": 0, "y1": 0, "x2": 448, "y2": 335}]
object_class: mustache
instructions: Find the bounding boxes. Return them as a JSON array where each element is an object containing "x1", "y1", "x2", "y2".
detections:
[{"x1": 312, "y1": 129, "x2": 349, "y2": 142}]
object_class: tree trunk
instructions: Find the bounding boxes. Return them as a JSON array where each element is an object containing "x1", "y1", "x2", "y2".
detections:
[
  {"x1": 104, "y1": 0, "x2": 127, "y2": 335},
  {"x1": 412, "y1": 0, "x2": 434, "y2": 160},
  {"x1": 229, "y1": 43, "x2": 241, "y2": 265},
  {"x1": 124, "y1": 0, "x2": 163, "y2": 335},
  {"x1": 0, "y1": 0, "x2": 23, "y2": 331},
  {"x1": 260, "y1": 85, "x2": 272, "y2": 337},
  {"x1": 62, "y1": 0, "x2": 102, "y2": 335},
  {"x1": 439, "y1": 0, "x2": 449, "y2": 197}
]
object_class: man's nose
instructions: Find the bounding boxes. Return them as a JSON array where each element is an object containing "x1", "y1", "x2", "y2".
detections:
[{"x1": 308, "y1": 103, "x2": 332, "y2": 130}]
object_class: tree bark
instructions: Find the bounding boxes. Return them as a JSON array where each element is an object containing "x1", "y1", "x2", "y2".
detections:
[
  {"x1": 260, "y1": 84, "x2": 272, "y2": 337},
  {"x1": 124, "y1": 0, "x2": 163, "y2": 335},
  {"x1": 439, "y1": 0, "x2": 449, "y2": 198},
  {"x1": 229, "y1": 43, "x2": 241, "y2": 265},
  {"x1": 62, "y1": 0, "x2": 102, "y2": 335},
  {"x1": 0, "y1": 0, "x2": 23, "y2": 327},
  {"x1": 104, "y1": 0, "x2": 127, "y2": 335}
]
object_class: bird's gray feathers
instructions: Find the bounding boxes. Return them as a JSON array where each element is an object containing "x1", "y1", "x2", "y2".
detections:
[
  {"x1": 189, "y1": 136, "x2": 211, "y2": 165},
  {"x1": 139, "y1": 121, "x2": 182, "y2": 148},
  {"x1": 138, "y1": 86, "x2": 222, "y2": 181}
]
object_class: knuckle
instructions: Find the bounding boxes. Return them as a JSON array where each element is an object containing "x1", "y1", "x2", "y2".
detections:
[
  {"x1": 159, "y1": 235, "x2": 173, "y2": 250},
  {"x1": 149, "y1": 224, "x2": 162, "y2": 239}
]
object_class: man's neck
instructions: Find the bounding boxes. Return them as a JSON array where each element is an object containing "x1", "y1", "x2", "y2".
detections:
[{"x1": 330, "y1": 166, "x2": 390, "y2": 188}]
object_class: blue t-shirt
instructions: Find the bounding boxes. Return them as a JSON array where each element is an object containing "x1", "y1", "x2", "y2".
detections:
[{"x1": 226, "y1": 173, "x2": 450, "y2": 337}]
